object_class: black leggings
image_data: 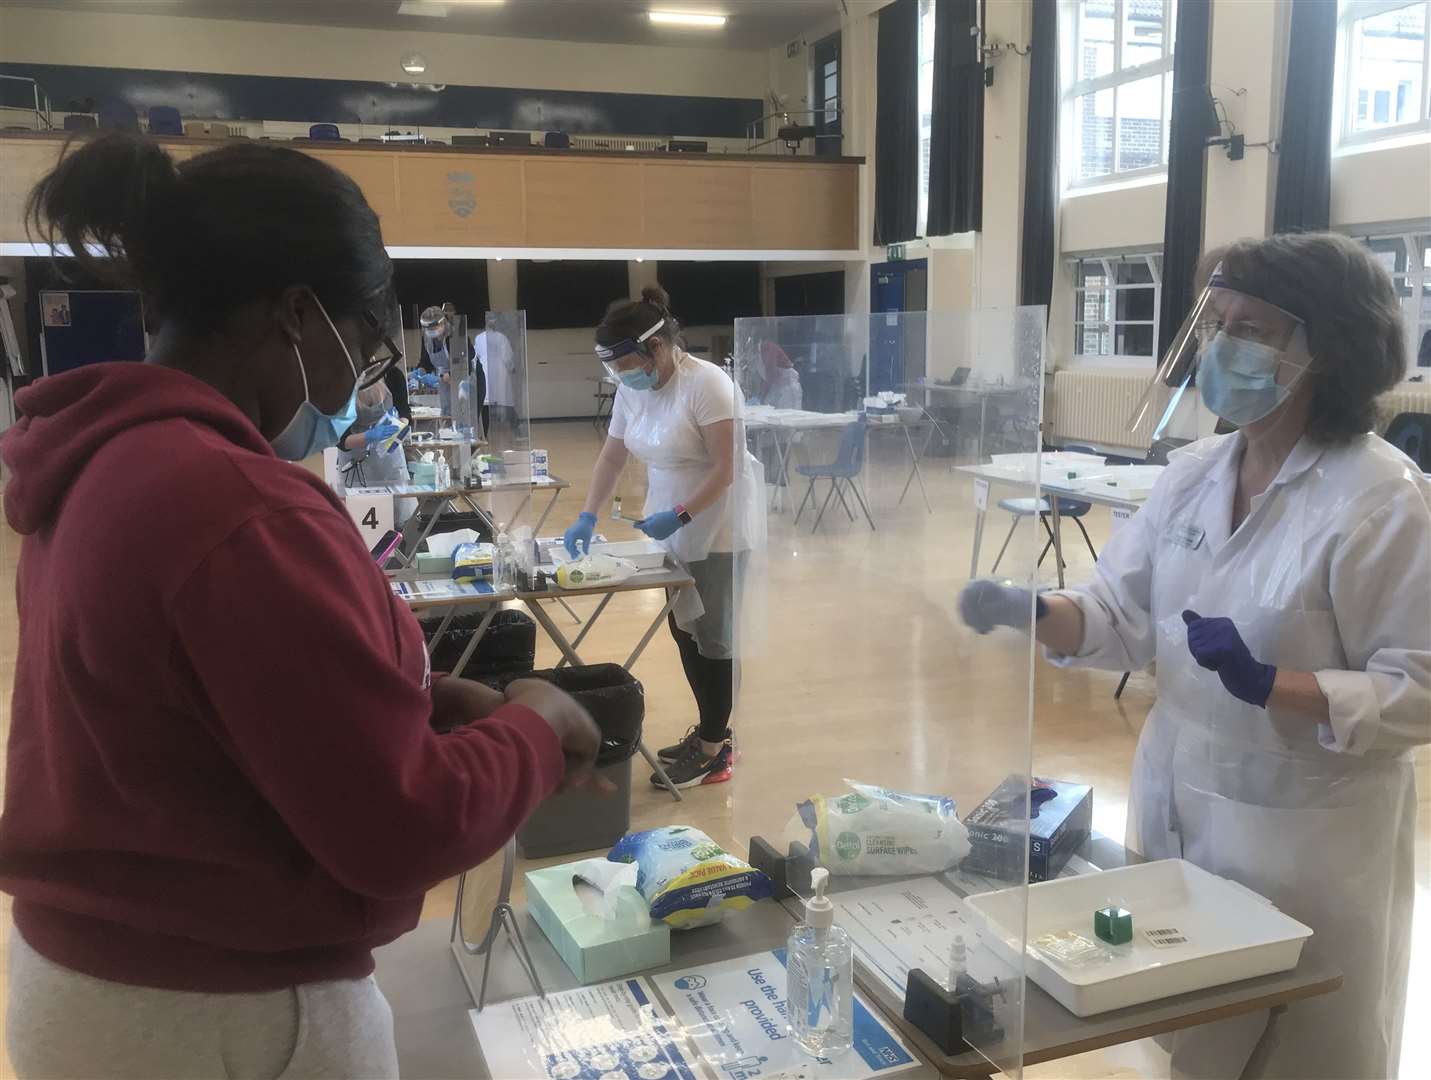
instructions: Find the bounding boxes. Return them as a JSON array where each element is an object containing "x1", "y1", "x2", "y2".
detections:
[{"x1": 667, "y1": 612, "x2": 735, "y2": 744}]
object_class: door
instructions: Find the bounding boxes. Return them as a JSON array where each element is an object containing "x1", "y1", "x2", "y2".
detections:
[{"x1": 869, "y1": 259, "x2": 926, "y2": 393}]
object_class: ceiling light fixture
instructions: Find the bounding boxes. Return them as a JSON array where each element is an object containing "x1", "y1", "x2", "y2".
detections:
[
  {"x1": 400, "y1": 51, "x2": 429, "y2": 75},
  {"x1": 649, "y1": 11, "x2": 727, "y2": 28}
]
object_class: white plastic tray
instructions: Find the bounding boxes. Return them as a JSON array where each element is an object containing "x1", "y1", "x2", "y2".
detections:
[
  {"x1": 548, "y1": 540, "x2": 667, "y2": 570},
  {"x1": 1065, "y1": 464, "x2": 1164, "y2": 499},
  {"x1": 986, "y1": 451, "x2": 1109, "y2": 482},
  {"x1": 966, "y1": 859, "x2": 1313, "y2": 1017}
]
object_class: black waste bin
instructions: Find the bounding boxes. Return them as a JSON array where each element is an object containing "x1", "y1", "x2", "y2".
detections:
[
  {"x1": 496, "y1": 664, "x2": 644, "y2": 858},
  {"x1": 421, "y1": 609, "x2": 536, "y2": 687}
]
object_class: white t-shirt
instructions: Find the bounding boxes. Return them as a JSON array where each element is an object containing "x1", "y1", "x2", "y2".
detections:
[{"x1": 609, "y1": 353, "x2": 758, "y2": 558}]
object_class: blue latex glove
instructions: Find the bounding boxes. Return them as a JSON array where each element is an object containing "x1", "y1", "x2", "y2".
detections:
[
  {"x1": 959, "y1": 579, "x2": 1047, "y2": 634},
  {"x1": 364, "y1": 419, "x2": 402, "y2": 448},
  {"x1": 1182, "y1": 610, "x2": 1277, "y2": 707},
  {"x1": 634, "y1": 510, "x2": 684, "y2": 541},
  {"x1": 564, "y1": 512, "x2": 597, "y2": 558}
]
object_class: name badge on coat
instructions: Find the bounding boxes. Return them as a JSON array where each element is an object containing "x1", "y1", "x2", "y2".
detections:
[{"x1": 1166, "y1": 519, "x2": 1205, "y2": 550}]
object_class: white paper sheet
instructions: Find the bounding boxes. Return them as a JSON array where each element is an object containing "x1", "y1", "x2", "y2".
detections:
[{"x1": 470, "y1": 980, "x2": 697, "y2": 1080}]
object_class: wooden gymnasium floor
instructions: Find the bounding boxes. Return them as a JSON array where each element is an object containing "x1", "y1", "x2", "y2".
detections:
[{"x1": 0, "y1": 417, "x2": 1426, "y2": 1078}]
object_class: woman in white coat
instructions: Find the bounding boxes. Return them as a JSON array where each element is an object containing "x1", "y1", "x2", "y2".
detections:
[
  {"x1": 563, "y1": 286, "x2": 765, "y2": 789},
  {"x1": 962, "y1": 232, "x2": 1429, "y2": 1078}
]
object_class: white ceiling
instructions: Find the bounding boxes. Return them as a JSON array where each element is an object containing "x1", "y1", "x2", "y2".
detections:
[{"x1": 11, "y1": 1, "x2": 845, "y2": 51}]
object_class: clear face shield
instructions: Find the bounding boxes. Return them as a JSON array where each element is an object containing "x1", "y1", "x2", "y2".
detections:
[
  {"x1": 1128, "y1": 270, "x2": 1313, "y2": 443},
  {"x1": 595, "y1": 317, "x2": 665, "y2": 382},
  {"x1": 419, "y1": 303, "x2": 454, "y2": 344}
]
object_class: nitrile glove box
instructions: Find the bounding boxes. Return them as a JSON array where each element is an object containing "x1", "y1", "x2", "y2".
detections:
[
  {"x1": 961, "y1": 776, "x2": 1092, "y2": 883},
  {"x1": 525, "y1": 863, "x2": 670, "y2": 983}
]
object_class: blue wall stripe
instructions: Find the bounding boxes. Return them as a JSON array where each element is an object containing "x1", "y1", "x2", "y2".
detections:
[{"x1": 0, "y1": 62, "x2": 763, "y2": 138}]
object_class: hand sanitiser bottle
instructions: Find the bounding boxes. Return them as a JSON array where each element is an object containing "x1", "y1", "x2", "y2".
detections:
[{"x1": 787, "y1": 867, "x2": 853, "y2": 1056}]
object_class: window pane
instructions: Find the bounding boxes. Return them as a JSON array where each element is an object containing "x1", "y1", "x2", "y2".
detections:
[
  {"x1": 1079, "y1": 0, "x2": 1116, "y2": 81},
  {"x1": 1116, "y1": 322, "x2": 1155, "y2": 356},
  {"x1": 1121, "y1": 0, "x2": 1167, "y2": 68},
  {"x1": 1115, "y1": 259, "x2": 1154, "y2": 285},
  {"x1": 1349, "y1": 3, "x2": 1427, "y2": 135},
  {"x1": 1076, "y1": 88, "x2": 1115, "y2": 178},
  {"x1": 1077, "y1": 323, "x2": 1113, "y2": 356},
  {"x1": 1116, "y1": 75, "x2": 1165, "y2": 170}
]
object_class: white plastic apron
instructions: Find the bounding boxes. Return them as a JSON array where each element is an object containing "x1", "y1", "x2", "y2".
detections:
[
  {"x1": 619, "y1": 355, "x2": 766, "y2": 635},
  {"x1": 1108, "y1": 439, "x2": 1419, "y2": 1078},
  {"x1": 337, "y1": 386, "x2": 413, "y2": 521}
]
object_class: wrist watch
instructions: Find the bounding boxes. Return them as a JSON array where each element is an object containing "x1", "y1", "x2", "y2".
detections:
[{"x1": 674, "y1": 504, "x2": 693, "y2": 526}]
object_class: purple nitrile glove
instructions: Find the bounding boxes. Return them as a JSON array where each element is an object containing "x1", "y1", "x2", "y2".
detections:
[
  {"x1": 634, "y1": 510, "x2": 684, "y2": 541},
  {"x1": 1181, "y1": 609, "x2": 1277, "y2": 708}
]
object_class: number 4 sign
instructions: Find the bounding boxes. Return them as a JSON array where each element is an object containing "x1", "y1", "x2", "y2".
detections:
[{"x1": 344, "y1": 493, "x2": 394, "y2": 539}]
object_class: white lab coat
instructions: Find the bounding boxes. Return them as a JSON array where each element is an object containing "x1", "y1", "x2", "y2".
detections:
[
  {"x1": 474, "y1": 329, "x2": 517, "y2": 409},
  {"x1": 1049, "y1": 431, "x2": 1430, "y2": 1079},
  {"x1": 610, "y1": 351, "x2": 766, "y2": 634}
]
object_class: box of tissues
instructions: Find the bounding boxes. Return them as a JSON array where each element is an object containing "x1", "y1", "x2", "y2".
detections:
[{"x1": 525, "y1": 858, "x2": 670, "y2": 983}]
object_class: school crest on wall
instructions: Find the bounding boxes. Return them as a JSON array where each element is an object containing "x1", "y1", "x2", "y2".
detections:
[{"x1": 447, "y1": 171, "x2": 476, "y2": 217}]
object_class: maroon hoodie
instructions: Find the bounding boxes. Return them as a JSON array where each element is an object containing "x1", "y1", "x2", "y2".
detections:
[{"x1": 0, "y1": 363, "x2": 564, "y2": 992}]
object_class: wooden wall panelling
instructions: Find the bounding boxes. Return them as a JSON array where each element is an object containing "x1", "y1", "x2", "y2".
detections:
[
  {"x1": 309, "y1": 148, "x2": 400, "y2": 231},
  {"x1": 0, "y1": 139, "x2": 64, "y2": 243},
  {"x1": 751, "y1": 164, "x2": 860, "y2": 251},
  {"x1": 643, "y1": 162, "x2": 754, "y2": 250},
  {"x1": 393, "y1": 153, "x2": 526, "y2": 246},
  {"x1": 522, "y1": 159, "x2": 644, "y2": 248}
]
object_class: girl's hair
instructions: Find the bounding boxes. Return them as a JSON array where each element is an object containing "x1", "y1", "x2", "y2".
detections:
[
  {"x1": 27, "y1": 132, "x2": 392, "y2": 332},
  {"x1": 595, "y1": 284, "x2": 680, "y2": 349},
  {"x1": 1205, "y1": 232, "x2": 1407, "y2": 444}
]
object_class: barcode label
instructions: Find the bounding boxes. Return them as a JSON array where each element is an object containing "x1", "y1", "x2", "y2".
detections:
[{"x1": 1143, "y1": 927, "x2": 1188, "y2": 948}]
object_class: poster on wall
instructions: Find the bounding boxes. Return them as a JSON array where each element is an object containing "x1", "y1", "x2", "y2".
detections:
[{"x1": 40, "y1": 292, "x2": 71, "y2": 328}]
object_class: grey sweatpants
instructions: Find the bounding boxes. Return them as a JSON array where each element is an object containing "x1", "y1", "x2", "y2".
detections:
[{"x1": 7, "y1": 932, "x2": 399, "y2": 1080}]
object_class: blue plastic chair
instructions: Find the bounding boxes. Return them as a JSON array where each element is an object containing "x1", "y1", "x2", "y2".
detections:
[
  {"x1": 794, "y1": 421, "x2": 875, "y2": 533},
  {"x1": 309, "y1": 123, "x2": 342, "y2": 141},
  {"x1": 147, "y1": 105, "x2": 183, "y2": 135},
  {"x1": 1385, "y1": 412, "x2": 1431, "y2": 471},
  {"x1": 989, "y1": 444, "x2": 1100, "y2": 575},
  {"x1": 97, "y1": 100, "x2": 139, "y2": 132}
]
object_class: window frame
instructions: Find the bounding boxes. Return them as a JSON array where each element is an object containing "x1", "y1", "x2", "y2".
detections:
[
  {"x1": 917, "y1": 0, "x2": 936, "y2": 237},
  {"x1": 1337, "y1": 0, "x2": 1431, "y2": 148},
  {"x1": 1069, "y1": 251, "x2": 1165, "y2": 366},
  {"x1": 1354, "y1": 227, "x2": 1431, "y2": 374},
  {"x1": 1064, "y1": 0, "x2": 1178, "y2": 189}
]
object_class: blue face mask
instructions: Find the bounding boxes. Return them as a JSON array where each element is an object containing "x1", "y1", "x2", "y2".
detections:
[
  {"x1": 619, "y1": 366, "x2": 660, "y2": 391},
  {"x1": 1197, "y1": 332, "x2": 1290, "y2": 426},
  {"x1": 269, "y1": 297, "x2": 360, "y2": 461}
]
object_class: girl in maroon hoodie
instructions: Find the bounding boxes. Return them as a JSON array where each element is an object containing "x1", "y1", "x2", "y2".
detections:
[{"x1": 0, "y1": 133, "x2": 601, "y2": 1079}]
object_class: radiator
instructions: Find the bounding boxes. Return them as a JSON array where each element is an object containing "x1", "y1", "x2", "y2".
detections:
[
  {"x1": 1379, "y1": 386, "x2": 1431, "y2": 430},
  {"x1": 569, "y1": 135, "x2": 666, "y2": 152},
  {"x1": 1049, "y1": 370, "x2": 1153, "y2": 451}
]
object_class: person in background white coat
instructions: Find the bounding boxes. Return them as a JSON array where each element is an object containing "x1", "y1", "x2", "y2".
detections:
[
  {"x1": 962, "y1": 232, "x2": 1429, "y2": 1078},
  {"x1": 563, "y1": 286, "x2": 765, "y2": 789}
]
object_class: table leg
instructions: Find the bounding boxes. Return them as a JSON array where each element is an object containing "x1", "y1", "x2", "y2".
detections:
[
  {"x1": 395, "y1": 495, "x2": 446, "y2": 567},
  {"x1": 970, "y1": 505, "x2": 988, "y2": 578},
  {"x1": 622, "y1": 588, "x2": 682, "y2": 671},
  {"x1": 896, "y1": 426, "x2": 933, "y2": 512},
  {"x1": 446, "y1": 606, "x2": 501, "y2": 678},
  {"x1": 524, "y1": 596, "x2": 586, "y2": 668},
  {"x1": 425, "y1": 608, "x2": 458, "y2": 658},
  {"x1": 564, "y1": 592, "x2": 617, "y2": 665},
  {"x1": 533, "y1": 487, "x2": 563, "y2": 534},
  {"x1": 978, "y1": 397, "x2": 988, "y2": 463},
  {"x1": 1049, "y1": 496, "x2": 1066, "y2": 589}
]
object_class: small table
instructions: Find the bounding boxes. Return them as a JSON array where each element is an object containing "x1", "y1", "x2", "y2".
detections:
[
  {"x1": 955, "y1": 464, "x2": 1156, "y2": 588},
  {"x1": 397, "y1": 561, "x2": 697, "y2": 800},
  {"x1": 899, "y1": 381, "x2": 1027, "y2": 464},
  {"x1": 375, "y1": 476, "x2": 570, "y2": 567},
  {"x1": 372, "y1": 834, "x2": 1341, "y2": 1080}
]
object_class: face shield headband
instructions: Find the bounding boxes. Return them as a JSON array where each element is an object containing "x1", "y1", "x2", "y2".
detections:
[
  {"x1": 1128, "y1": 266, "x2": 1310, "y2": 440},
  {"x1": 595, "y1": 317, "x2": 666, "y2": 378}
]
